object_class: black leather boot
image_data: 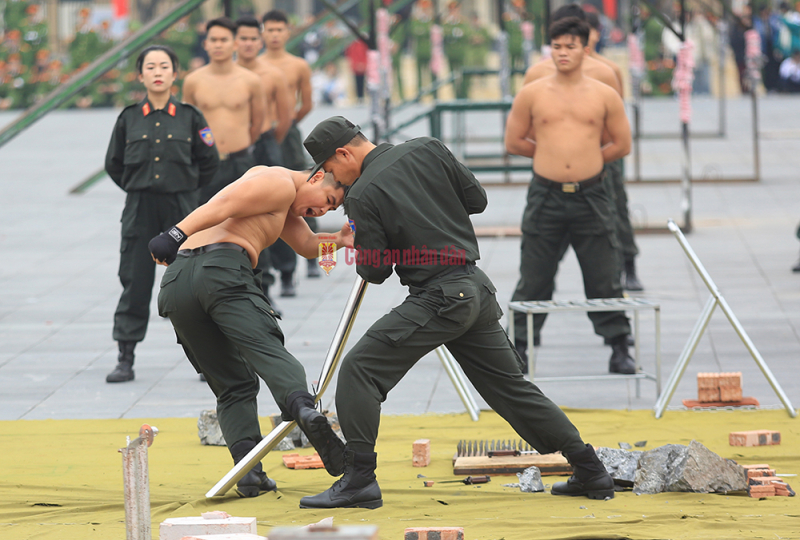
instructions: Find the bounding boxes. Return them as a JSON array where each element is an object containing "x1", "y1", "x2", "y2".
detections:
[
  {"x1": 604, "y1": 334, "x2": 634, "y2": 346},
  {"x1": 280, "y1": 273, "x2": 296, "y2": 297},
  {"x1": 230, "y1": 439, "x2": 277, "y2": 498},
  {"x1": 299, "y1": 447, "x2": 382, "y2": 509},
  {"x1": 608, "y1": 335, "x2": 636, "y2": 374},
  {"x1": 106, "y1": 341, "x2": 136, "y2": 383},
  {"x1": 551, "y1": 444, "x2": 614, "y2": 499},
  {"x1": 307, "y1": 258, "x2": 321, "y2": 278},
  {"x1": 287, "y1": 391, "x2": 345, "y2": 476},
  {"x1": 623, "y1": 259, "x2": 644, "y2": 291}
]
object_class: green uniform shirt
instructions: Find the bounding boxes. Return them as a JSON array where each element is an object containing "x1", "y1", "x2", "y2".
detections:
[
  {"x1": 344, "y1": 138, "x2": 487, "y2": 286},
  {"x1": 105, "y1": 96, "x2": 219, "y2": 193}
]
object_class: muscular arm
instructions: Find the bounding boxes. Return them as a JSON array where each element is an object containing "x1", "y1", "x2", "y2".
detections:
[
  {"x1": 181, "y1": 74, "x2": 197, "y2": 105},
  {"x1": 249, "y1": 76, "x2": 266, "y2": 145},
  {"x1": 295, "y1": 60, "x2": 313, "y2": 122},
  {"x1": 504, "y1": 88, "x2": 537, "y2": 158},
  {"x1": 280, "y1": 215, "x2": 354, "y2": 259},
  {"x1": 175, "y1": 168, "x2": 294, "y2": 236},
  {"x1": 273, "y1": 76, "x2": 293, "y2": 142},
  {"x1": 601, "y1": 88, "x2": 631, "y2": 163}
]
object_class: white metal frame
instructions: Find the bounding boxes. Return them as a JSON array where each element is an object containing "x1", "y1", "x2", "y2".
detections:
[
  {"x1": 652, "y1": 220, "x2": 797, "y2": 418},
  {"x1": 507, "y1": 298, "x2": 662, "y2": 399}
]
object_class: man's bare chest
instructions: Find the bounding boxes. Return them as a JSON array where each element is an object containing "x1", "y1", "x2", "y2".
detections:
[{"x1": 195, "y1": 79, "x2": 250, "y2": 112}]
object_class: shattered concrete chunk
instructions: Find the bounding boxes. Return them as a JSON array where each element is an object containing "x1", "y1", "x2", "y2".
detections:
[
  {"x1": 618, "y1": 442, "x2": 632, "y2": 450},
  {"x1": 634, "y1": 440, "x2": 647, "y2": 447},
  {"x1": 633, "y1": 440, "x2": 747, "y2": 495},
  {"x1": 596, "y1": 447, "x2": 643, "y2": 486},
  {"x1": 517, "y1": 466, "x2": 545, "y2": 492},
  {"x1": 198, "y1": 410, "x2": 226, "y2": 446}
]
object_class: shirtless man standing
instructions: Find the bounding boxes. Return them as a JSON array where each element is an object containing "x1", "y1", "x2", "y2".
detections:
[
  {"x1": 235, "y1": 16, "x2": 292, "y2": 166},
  {"x1": 522, "y1": 5, "x2": 621, "y2": 94},
  {"x1": 504, "y1": 16, "x2": 635, "y2": 375},
  {"x1": 182, "y1": 17, "x2": 265, "y2": 205},
  {"x1": 585, "y1": 10, "x2": 644, "y2": 292},
  {"x1": 150, "y1": 167, "x2": 351, "y2": 498},
  {"x1": 261, "y1": 9, "x2": 319, "y2": 288},
  {"x1": 235, "y1": 15, "x2": 294, "y2": 306}
]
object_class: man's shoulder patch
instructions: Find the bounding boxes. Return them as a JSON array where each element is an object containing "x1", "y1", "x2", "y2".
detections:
[{"x1": 199, "y1": 127, "x2": 214, "y2": 147}]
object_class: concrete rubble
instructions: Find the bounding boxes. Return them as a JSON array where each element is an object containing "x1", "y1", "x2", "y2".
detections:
[
  {"x1": 632, "y1": 440, "x2": 747, "y2": 495},
  {"x1": 595, "y1": 447, "x2": 644, "y2": 487},
  {"x1": 517, "y1": 466, "x2": 545, "y2": 492}
]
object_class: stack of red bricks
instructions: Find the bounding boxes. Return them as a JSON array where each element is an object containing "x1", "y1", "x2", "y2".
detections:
[
  {"x1": 282, "y1": 453, "x2": 324, "y2": 469},
  {"x1": 697, "y1": 372, "x2": 742, "y2": 402},
  {"x1": 743, "y1": 464, "x2": 795, "y2": 497},
  {"x1": 729, "y1": 430, "x2": 781, "y2": 446}
]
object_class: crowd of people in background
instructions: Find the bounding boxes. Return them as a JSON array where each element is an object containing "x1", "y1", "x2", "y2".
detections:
[{"x1": 3, "y1": 0, "x2": 800, "y2": 111}]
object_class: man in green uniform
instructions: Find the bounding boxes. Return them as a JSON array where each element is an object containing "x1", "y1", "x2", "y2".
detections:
[
  {"x1": 149, "y1": 166, "x2": 351, "y2": 497},
  {"x1": 297, "y1": 116, "x2": 615, "y2": 510},
  {"x1": 443, "y1": 1, "x2": 470, "y2": 99},
  {"x1": 104, "y1": 45, "x2": 219, "y2": 383}
]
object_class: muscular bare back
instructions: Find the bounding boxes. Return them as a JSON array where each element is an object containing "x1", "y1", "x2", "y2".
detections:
[
  {"x1": 183, "y1": 64, "x2": 264, "y2": 154},
  {"x1": 181, "y1": 166, "x2": 296, "y2": 266}
]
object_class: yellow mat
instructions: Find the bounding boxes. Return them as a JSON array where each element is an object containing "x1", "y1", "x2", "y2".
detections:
[{"x1": 1, "y1": 408, "x2": 798, "y2": 540}]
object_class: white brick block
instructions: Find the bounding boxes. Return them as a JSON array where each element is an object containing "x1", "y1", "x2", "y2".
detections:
[{"x1": 159, "y1": 516, "x2": 257, "y2": 540}]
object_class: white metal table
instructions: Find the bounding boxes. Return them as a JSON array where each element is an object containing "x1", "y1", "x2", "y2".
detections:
[{"x1": 507, "y1": 298, "x2": 661, "y2": 398}]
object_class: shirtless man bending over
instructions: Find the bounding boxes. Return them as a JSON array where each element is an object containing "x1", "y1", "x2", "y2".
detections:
[
  {"x1": 149, "y1": 166, "x2": 352, "y2": 498},
  {"x1": 183, "y1": 17, "x2": 265, "y2": 204},
  {"x1": 504, "y1": 16, "x2": 636, "y2": 375}
]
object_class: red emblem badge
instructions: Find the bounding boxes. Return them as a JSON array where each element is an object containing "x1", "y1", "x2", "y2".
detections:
[
  {"x1": 142, "y1": 103, "x2": 151, "y2": 116},
  {"x1": 168, "y1": 103, "x2": 176, "y2": 116}
]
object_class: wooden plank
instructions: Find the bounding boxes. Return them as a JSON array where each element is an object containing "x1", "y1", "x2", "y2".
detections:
[{"x1": 453, "y1": 454, "x2": 572, "y2": 476}]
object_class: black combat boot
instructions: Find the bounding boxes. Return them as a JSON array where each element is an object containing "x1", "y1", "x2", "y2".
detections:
[
  {"x1": 623, "y1": 259, "x2": 644, "y2": 291},
  {"x1": 280, "y1": 273, "x2": 296, "y2": 297},
  {"x1": 106, "y1": 341, "x2": 136, "y2": 383},
  {"x1": 299, "y1": 447, "x2": 382, "y2": 509},
  {"x1": 608, "y1": 334, "x2": 636, "y2": 374},
  {"x1": 307, "y1": 258, "x2": 321, "y2": 278},
  {"x1": 551, "y1": 444, "x2": 615, "y2": 499},
  {"x1": 287, "y1": 391, "x2": 345, "y2": 476},
  {"x1": 230, "y1": 439, "x2": 277, "y2": 498}
]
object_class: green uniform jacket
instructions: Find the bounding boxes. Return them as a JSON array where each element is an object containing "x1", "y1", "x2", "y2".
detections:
[
  {"x1": 105, "y1": 96, "x2": 219, "y2": 193},
  {"x1": 344, "y1": 138, "x2": 486, "y2": 286}
]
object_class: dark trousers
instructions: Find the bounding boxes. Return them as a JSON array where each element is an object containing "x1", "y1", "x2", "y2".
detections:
[
  {"x1": 253, "y1": 129, "x2": 284, "y2": 167},
  {"x1": 511, "y1": 176, "x2": 631, "y2": 344},
  {"x1": 199, "y1": 151, "x2": 255, "y2": 206},
  {"x1": 113, "y1": 190, "x2": 197, "y2": 343},
  {"x1": 253, "y1": 130, "x2": 285, "y2": 290},
  {"x1": 605, "y1": 159, "x2": 638, "y2": 262},
  {"x1": 158, "y1": 247, "x2": 308, "y2": 449},
  {"x1": 336, "y1": 266, "x2": 586, "y2": 456}
]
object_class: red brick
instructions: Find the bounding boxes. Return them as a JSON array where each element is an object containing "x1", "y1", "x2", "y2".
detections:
[
  {"x1": 719, "y1": 372, "x2": 743, "y2": 402},
  {"x1": 747, "y1": 469, "x2": 775, "y2": 479},
  {"x1": 749, "y1": 484, "x2": 776, "y2": 497},
  {"x1": 751, "y1": 476, "x2": 782, "y2": 485},
  {"x1": 404, "y1": 527, "x2": 464, "y2": 540},
  {"x1": 729, "y1": 430, "x2": 781, "y2": 446},
  {"x1": 742, "y1": 464, "x2": 772, "y2": 470},
  {"x1": 697, "y1": 373, "x2": 720, "y2": 402},
  {"x1": 412, "y1": 439, "x2": 431, "y2": 467}
]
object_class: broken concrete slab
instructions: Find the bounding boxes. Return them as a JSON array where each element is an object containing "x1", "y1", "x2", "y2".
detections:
[
  {"x1": 517, "y1": 466, "x2": 545, "y2": 492},
  {"x1": 596, "y1": 447, "x2": 643, "y2": 486},
  {"x1": 633, "y1": 440, "x2": 747, "y2": 495},
  {"x1": 198, "y1": 410, "x2": 226, "y2": 446}
]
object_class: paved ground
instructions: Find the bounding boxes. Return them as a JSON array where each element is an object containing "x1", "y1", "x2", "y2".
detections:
[{"x1": 1, "y1": 95, "x2": 799, "y2": 424}]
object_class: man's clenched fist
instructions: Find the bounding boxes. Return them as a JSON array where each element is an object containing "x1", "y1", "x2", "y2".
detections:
[{"x1": 149, "y1": 226, "x2": 187, "y2": 265}]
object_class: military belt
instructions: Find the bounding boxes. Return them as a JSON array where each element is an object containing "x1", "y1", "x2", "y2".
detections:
[
  {"x1": 178, "y1": 242, "x2": 248, "y2": 257},
  {"x1": 535, "y1": 171, "x2": 604, "y2": 193}
]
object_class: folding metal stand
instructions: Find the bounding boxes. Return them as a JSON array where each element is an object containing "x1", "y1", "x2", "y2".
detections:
[
  {"x1": 653, "y1": 220, "x2": 797, "y2": 418},
  {"x1": 508, "y1": 298, "x2": 662, "y2": 399},
  {"x1": 206, "y1": 277, "x2": 480, "y2": 498}
]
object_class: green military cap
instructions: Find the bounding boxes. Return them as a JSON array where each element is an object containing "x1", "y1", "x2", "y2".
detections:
[{"x1": 303, "y1": 116, "x2": 361, "y2": 180}]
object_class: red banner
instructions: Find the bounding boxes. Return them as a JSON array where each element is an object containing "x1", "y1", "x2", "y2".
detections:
[{"x1": 113, "y1": 0, "x2": 129, "y2": 19}]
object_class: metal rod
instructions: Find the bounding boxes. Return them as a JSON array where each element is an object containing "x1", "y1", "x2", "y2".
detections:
[
  {"x1": 206, "y1": 277, "x2": 369, "y2": 498},
  {"x1": 435, "y1": 346, "x2": 480, "y2": 421},
  {"x1": 655, "y1": 306, "x2": 662, "y2": 396},
  {"x1": 654, "y1": 295, "x2": 717, "y2": 418},
  {"x1": 680, "y1": 121, "x2": 692, "y2": 232},
  {"x1": 656, "y1": 220, "x2": 797, "y2": 418}
]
